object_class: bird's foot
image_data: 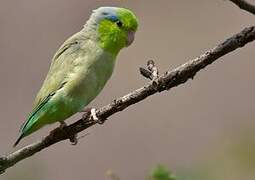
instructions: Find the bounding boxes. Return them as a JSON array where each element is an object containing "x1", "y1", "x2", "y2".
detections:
[
  {"x1": 59, "y1": 121, "x2": 67, "y2": 129},
  {"x1": 69, "y1": 134, "x2": 78, "y2": 145},
  {"x1": 90, "y1": 108, "x2": 104, "y2": 124},
  {"x1": 81, "y1": 107, "x2": 104, "y2": 124},
  {"x1": 90, "y1": 108, "x2": 98, "y2": 121},
  {"x1": 58, "y1": 121, "x2": 78, "y2": 145},
  {"x1": 80, "y1": 107, "x2": 92, "y2": 120}
]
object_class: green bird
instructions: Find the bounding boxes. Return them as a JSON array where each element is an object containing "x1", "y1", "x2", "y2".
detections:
[{"x1": 14, "y1": 7, "x2": 138, "y2": 146}]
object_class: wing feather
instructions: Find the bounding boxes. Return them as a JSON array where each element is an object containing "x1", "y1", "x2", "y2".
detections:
[{"x1": 32, "y1": 32, "x2": 85, "y2": 109}]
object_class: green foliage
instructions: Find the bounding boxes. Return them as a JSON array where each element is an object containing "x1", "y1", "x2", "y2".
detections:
[{"x1": 149, "y1": 165, "x2": 176, "y2": 180}]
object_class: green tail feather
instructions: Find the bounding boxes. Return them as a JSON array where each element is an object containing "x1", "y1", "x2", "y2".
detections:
[
  {"x1": 13, "y1": 93, "x2": 54, "y2": 147},
  {"x1": 13, "y1": 133, "x2": 24, "y2": 147}
]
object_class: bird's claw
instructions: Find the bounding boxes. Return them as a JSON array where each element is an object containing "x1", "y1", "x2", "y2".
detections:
[
  {"x1": 90, "y1": 108, "x2": 104, "y2": 124},
  {"x1": 59, "y1": 121, "x2": 67, "y2": 129},
  {"x1": 91, "y1": 108, "x2": 98, "y2": 121},
  {"x1": 81, "y1": 108, "x2": 104, "y2": 124},
  {"x1": 69, "y1": 134, "x2": 78, "y2": 145},
  {"x1": 58, "y1": 121, "x2": 78, "y2": 145}
]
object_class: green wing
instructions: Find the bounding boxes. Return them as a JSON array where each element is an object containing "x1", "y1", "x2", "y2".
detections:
[{"x1": 32, "y1": 32, "x2": 83, "y2": 109}]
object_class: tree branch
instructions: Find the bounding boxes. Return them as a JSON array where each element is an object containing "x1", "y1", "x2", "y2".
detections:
[
  {"x1": 229, "y1": 0, "x2": 255, "y2": 15},
  {"x1": 0, "y1": 26, "x2": 254, "y2": 174}
]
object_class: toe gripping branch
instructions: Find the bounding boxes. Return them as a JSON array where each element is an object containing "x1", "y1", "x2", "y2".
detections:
[{"x1": 81, "y1": 108, "x2": 105, "y2": 125}]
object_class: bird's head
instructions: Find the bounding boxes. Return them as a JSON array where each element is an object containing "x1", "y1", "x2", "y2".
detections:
[{"x1": 86, "y1": 7, "x2": 138, "y2": 55}]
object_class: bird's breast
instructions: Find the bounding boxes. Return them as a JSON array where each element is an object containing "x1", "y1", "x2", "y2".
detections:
[{"x1": 63, "y1": 48, "x2": 116, "y2": 110}]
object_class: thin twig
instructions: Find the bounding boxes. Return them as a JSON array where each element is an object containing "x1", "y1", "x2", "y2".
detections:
[
  {"x1": 140, "y1": 60, "x2": 159, "y2": 80},
  {"x1": 0, "y1": 26, "x2": 254, "y2": 174},
  {"x1": 229, "y1": 0, "x2": 255, "y2": 15}
]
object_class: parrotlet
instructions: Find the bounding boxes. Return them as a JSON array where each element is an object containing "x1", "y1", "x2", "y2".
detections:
[{"x1": 14, "y1": 7, "x2": 138, "y2": 146}]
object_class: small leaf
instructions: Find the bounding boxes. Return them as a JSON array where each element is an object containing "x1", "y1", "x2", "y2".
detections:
[{"x1": 150, "y1": 165, "x2": 176, "y2": 180}]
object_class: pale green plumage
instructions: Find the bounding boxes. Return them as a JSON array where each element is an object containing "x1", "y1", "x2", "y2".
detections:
[{"x1": 14, "y1": 7, "x2": 138, "y2": 146}]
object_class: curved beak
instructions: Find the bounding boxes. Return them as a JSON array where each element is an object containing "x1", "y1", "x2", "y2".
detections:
[{"x1": 126, "y1": 31, "x2": 135, "y2": 46}]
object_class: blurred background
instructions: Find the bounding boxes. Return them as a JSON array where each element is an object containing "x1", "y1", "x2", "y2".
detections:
[{"x1": 0, "y1": 0, "x2": 254, "y2": 179}]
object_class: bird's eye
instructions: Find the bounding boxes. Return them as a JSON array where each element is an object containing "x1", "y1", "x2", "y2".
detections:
[{"x1": 116, "y1": 20, "x2": 123, "y2": 28}]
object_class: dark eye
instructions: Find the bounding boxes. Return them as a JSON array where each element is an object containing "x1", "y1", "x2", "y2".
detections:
[{"x1": 116, "y1": 20, "x2": 123, "y2": 28}]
